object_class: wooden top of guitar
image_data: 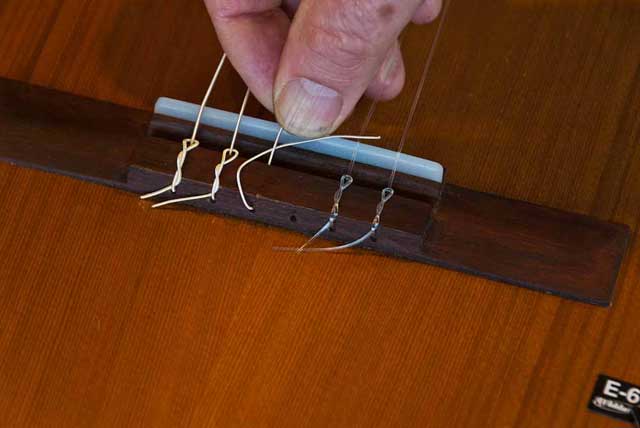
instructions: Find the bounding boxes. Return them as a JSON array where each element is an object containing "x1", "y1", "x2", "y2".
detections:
[
  {"x1": 1, "y1": 1, "x2": 639, "y2": 426},
  {"x1": 0, "y1": 78, "x2": 629, "y2": 306}
]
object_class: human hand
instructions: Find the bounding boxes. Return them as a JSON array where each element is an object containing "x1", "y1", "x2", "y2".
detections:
[{"x1": 205, "y1": 0, "x2": 442, "y2": 138}]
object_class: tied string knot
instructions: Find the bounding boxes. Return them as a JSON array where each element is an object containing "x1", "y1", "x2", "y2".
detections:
[
  {"x1": 330, "y1": 175, "x2": 354, "y2": 217},
  {"x1": 141, "y1": 53, "x2": 228, "y2": 201},
  {"x1": 373, "y1": 188, "x2": 395, "y2": 228},
  {"x1": 211, "y1": 147, "x2": 239, "y2": 200},
  {"x1": 274, "y1": 186, "x2": 395, "y2": 253},
  {"x1": 172, "y1": 138, "x2": 200, "y2": 192}
]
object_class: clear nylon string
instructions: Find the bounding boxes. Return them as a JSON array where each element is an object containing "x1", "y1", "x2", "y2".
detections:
[
  {"x1": 388, "y1": 0, "x2": 452, "y2": 188},
  {"x1": 346, "y1": 36, "x2": 407, "y2": 175},
  {"x1": 286, "y1": 38, "x2": 406, "y2": 252},
  {"x1": 286, "y1": 1, "x2": 453, "y2": 254}
]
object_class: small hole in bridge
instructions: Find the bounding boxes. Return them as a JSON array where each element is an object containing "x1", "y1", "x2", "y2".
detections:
[{"x1": 290, "y1": 215, "x2": 297, "y2": 223}]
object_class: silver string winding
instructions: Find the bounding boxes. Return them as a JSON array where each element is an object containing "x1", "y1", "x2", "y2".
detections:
[
  {"x1": 282, "y1": 174, "x2": 354, "y2": 253},
  {"x1": 275, "y1": 187, "x2": 394, "y2": 253},
  {"x1": 286, "y1": 98, "x2": 381, "y2": 252},
  {"x1": 281, "y1": 0, "x2": 451, "y2": 253},
  {"x1": 285, "y1": 36, "x2": 407, "y2": 252}
]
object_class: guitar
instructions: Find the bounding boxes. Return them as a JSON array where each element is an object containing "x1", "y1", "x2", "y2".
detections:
[{"x1": 0, "y1": 0, "x2": 638, "y2": 426}]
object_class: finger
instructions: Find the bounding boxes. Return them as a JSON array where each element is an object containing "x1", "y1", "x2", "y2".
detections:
[
  {"x1": 282, "y1": 3, "x2": 406, "y2": 102},
  {"x1": 365, "y1": 41, "x2": 406, "y2": 101},
  {"x1": 274, "y1": 0, "x2": 424, "y2": 137},
  {"x1": 412, "y1": 0, "x2": 442, "y2": 24},
  {"x1": 204, "y1": 0, "x2": 290, "y2": 111}
]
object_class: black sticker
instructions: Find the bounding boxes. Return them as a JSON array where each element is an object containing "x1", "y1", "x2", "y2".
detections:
[{"x1": 589, "y1": 374, "x2": 640, "y2": 425}]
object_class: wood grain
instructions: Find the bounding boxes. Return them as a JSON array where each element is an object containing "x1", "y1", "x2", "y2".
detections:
[
  {"x1": 0, "y1": 0, "x2": 639, "y2": 427},
  {"x1": 1, "y1": 78, "x2": 628, "y2": 305}
]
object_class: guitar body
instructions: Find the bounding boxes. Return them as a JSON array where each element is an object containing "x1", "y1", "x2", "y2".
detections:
[{"x1": 0, "y1": 1, "x2": 638, "y2": 427}]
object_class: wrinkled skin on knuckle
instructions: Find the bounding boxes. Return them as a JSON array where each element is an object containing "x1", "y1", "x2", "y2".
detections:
[
  {"x1": 299, "y1": 0, "x2": 394, "y2": 85},
  {"x1": 327, "y1": 0, "x2": 390, "y2": 42},
  {"x1": 303, "y1": 22, "x2": 371, "y2": 79}
]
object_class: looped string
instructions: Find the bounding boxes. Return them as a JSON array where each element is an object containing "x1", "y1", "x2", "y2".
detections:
[
  {"x1": 143, "y1": 0, "x2": 451, "y2": 256},
  {"x1": 373, "y1": 188, "x2": 395, "y2": 227},
  {"x1": 278, "y1": 174, "x2": 354, "y2": 253},
  {"x1": 276, "y1": 44, "x2": 393, "y2": 252},
  {"x1": 331, "y1": 175, "x2": 354, "y2": 216},
  {"x1": 151, "y1": 88, "x2": 251, "y2": 209},
  {"x1": 141, "y1": 54, "x2": 227, "y2": 200},
  {"x1": 274, "y1": 187, "x2": 394, "y2": 253},
  {"x1": 211, "y1": 147, "x2": 240, "y2": 200},
  {"x1": 208, "y1": 87, "x2": 250, "y2": 200},
  {"x1": 277, "y1": 0, "x2": 451, "y2": 253},
  {"x1": 171, "y1": 138, "x2": 200, "y2": 191},
  {"x1": 236, "y1": 135, "x2": 381, "y2": 211}
]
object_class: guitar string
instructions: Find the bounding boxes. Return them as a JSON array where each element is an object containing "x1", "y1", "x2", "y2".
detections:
[
  {"x1": 152, "y1": 88, "x2": 251, "y2": 208},
  {"x1": 388, "y1": 0, "x2": 451, "y2": 188},
  {"x1": 141, "y1": 53, "x2": 227, "y2": 200},
  {"x1": 267, "y1": 128, "x2": 284, "y2": 166},
  {"x1": 274, "y1": 187, "x2": 394, "y2": 253},
  {"x1": 235, "y1": 134, "x2": 383, "y2": 211},
  {"x1": 144, "y1": 0, "x2": 450, "y2": 252},
  {"x1": 139, "y1": 62, "x2": 380, "y2": 209},
  {"x1": 290, "y1": 0, "x2": 452, "y2": 253},
  {"x1": 144, "y1": 66, "x2": 378, "y2": 209},
  {"x1": 238, "y1": 31, "x2": 407, "y2": 213},
  {"x1": 265, "y1": 86, "x2": 380, "y2": 166},
  {"x1": 280, "y1": 50, "x2": 397, "y2": 253},
  {"x1": 236, "y1": 115, "x2": 372, "y2": 213},
  {"x1": 343, "y1": 38, "x2": 407, "y2": 175},
  {"x1": 241, "y1": 32, "x2": 408, "y2": 252}
]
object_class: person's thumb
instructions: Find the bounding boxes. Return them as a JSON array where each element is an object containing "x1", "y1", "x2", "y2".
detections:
[{"x1": 274, "y1": 0, "x2": 424, "y2": 138}]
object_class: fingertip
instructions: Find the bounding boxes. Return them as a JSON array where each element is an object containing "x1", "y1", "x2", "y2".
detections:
[
  {"x1": 412, "y1": 0, "x2": 443, "y2": 24},
  {"x1": 274, "y1": 78, "x2": 344, "y2": 138},
  {"x1": 205, "y1": 1, "x2": 290, "y2": 113},
  {"x1": 365, "y1": 44, "x2": 406, "y2": 101}
]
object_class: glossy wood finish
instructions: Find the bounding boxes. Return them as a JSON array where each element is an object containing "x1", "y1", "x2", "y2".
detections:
[
  {"x1": 0, "y1": 78, "x2": 629, "y2": 305},
  {"x1": 1, "y1": 0, "x2": 639, "y2": 427}
]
